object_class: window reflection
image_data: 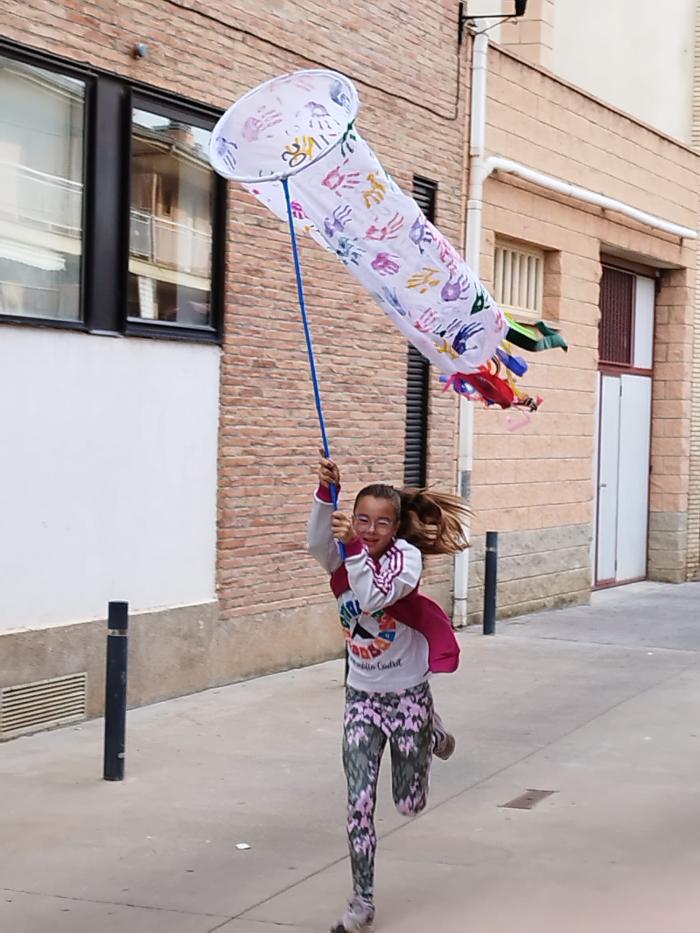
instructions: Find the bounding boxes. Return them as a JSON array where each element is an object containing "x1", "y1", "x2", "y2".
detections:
[
  {"x1": 128, "y1": 109, "x2": 214, "y2": 327},
  {"x1": 0, "y1": 56, "x2": 84, "y2": 320}
]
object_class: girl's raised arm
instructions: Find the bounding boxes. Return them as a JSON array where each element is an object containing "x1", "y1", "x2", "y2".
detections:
[{"x1": 307, "y1": 455, "x2": 343, "y2": 573}]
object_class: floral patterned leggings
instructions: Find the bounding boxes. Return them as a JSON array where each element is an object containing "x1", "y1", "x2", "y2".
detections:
[{"x1": 343, "y1": 682, "x2": 434, "y2": 903}]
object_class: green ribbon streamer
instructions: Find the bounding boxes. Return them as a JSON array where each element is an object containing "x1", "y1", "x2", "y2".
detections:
[{"x1": 505, "y1": 317, "x2": 569, "y2": 353}]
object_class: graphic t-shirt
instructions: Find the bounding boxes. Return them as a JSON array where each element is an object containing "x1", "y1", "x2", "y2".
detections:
[{"x1": 307, "y1": 493, "x2": 430, "y2": 692}]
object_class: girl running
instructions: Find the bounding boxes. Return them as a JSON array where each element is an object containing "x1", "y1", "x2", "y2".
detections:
[{"x1": 307, "y1": 454, "x2": 470, "y2": 933}]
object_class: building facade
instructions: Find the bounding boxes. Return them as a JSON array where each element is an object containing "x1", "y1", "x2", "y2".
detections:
[
  {"x1": 0, "y1": 0, "x2": 698, "y2": 737},
  {"x1": 465, "y1": 0, "x2": 700, "y2": 617}
]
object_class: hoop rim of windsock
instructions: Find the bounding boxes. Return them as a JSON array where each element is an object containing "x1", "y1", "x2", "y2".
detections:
[{"x1": 209, "y1": 69, "x2": 359, "y2": 184}]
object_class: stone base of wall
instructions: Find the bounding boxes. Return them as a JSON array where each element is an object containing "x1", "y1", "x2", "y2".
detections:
[
  {"x1": 465, "y1": 524, "x2": 592, "y2": 625},
  {"x1": 0, "y1": 601, "x2": 344, "y2": 729},
  {"x1": 0, "y1": 580, "x2": 453, "y2": 738},
  {"x1": 648, "y1": 511, "x2": 689, "y2": 583}
]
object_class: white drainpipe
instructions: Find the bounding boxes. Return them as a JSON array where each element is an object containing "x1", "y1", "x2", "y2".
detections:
[
  {"x1": 453, "y1": 27, "x2": 490, "y2": 628},
  {"x1": 484, "y1": 156, "x2": 697, "y2": 239},
  {"x1": 452, "y1": 28, "x2": 697, "y2": 628}
]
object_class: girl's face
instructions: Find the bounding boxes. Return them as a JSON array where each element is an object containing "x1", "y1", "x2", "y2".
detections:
[{"x1": 353, "y1": 495, "x2": 399, "y2": 559}]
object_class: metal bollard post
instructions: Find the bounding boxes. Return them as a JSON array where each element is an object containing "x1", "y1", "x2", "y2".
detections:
[
  {"x1": 483, "y1": 531, "x2": 498, "y2": 635},
  {"x1": 103, "y1": 601, "x2": 129, "y2": 781}
]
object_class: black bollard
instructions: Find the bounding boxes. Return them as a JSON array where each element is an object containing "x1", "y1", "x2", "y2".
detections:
[
  {"x1": 103, "y1": 601, "x2": 129, "y2": 781},
  {"x1": 483, "y1": 531, "x2": 498, "y2": 635}
]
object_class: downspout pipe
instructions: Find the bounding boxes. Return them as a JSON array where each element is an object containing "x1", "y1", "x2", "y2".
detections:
[{"x1": 453, "y1": 27, "x2": 490, "y2": 628}]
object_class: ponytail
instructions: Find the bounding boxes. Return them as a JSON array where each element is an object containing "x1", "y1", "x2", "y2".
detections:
[
  {"x1": 353, "y1": 483, "x2": 472, "y2": 556},
  {"x1": 398, "y1": 488, "x2": 472, "y2": 555}
]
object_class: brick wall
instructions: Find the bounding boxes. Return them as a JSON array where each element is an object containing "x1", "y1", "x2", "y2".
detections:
[
  {"x1": 212, "y1": 14, "x2": 467, "y2": 622},
  {"x1": 1, "y1": 0, "x2": 468, "y2": 642}
]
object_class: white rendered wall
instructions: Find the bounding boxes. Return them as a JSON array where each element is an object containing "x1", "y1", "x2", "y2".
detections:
[
  {"x1": 552, "y1": 0, "x2": 695, "y2": 144},
  {"x1": 0, "y1": 327, "x2": 220, "y2": 631}
]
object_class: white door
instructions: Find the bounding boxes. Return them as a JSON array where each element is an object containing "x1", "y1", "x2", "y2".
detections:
[
  {"x1": 594, "y1": 269, "x2": 654, "y2": 586},
  {"x1": 595, "y1": 374, "x2": 652, "y2": 584},
  {"x1": 596, "y1": 374, "x2": 621, "y2": 583},
  {"x1": 616, "y1": 375, "x2": 652, "y2": 580}
]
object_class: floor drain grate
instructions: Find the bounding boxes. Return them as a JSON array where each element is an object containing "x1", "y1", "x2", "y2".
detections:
[{"x1": 500, "y1": 789, "x2": 557, "y2": 810}]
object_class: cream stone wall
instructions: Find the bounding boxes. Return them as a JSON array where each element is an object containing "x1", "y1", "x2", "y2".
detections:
[
  {"x1": 498, "y1": 0, "x2": 696, "y2": 144},
  {"x1": 467, "y1": 45, "x2": 699, "y2": 619}
]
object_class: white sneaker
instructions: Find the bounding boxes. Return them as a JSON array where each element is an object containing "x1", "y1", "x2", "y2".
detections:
[
  {"x1": 330, "y1": 894, "x2": 375, "y2": 932},
  {"x1": 433, "y1": 711, "x2": 456, "y2": 761}
]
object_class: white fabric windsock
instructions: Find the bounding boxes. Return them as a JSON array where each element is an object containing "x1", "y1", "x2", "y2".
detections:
[{"x1": 209, "y1": 69, "x2": 508, "y2": 375}]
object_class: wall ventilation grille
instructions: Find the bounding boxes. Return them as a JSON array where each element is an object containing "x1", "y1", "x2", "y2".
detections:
[{"x1": 0, "y1": 673, "x2": 87, "y2": 739}]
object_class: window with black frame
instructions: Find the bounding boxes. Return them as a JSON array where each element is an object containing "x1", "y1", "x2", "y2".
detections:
[
  {"x1": 0, "y1": 44, "x2": 224, "y2": 341},
  {"x1": 0, "y1": 54, "x2": 85, "y2": 321},
  {"x1": 128, "y1": 104, "x2": 216, "y2": 330}
]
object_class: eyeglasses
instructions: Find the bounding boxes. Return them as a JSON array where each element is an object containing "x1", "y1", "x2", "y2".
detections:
[{"x1": 353, "y1": 514, "x2": 395, "y2": 533}]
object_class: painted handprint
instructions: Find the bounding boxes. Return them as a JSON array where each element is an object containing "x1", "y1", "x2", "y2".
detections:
[
  {"x1": 435, "y1": 233, "x2": 460, "y2": 274},
  {"x1": 451, "y1": 320, "x2": 485, "y2": 356},
  {"x1": 340, "y1": 126, "x2": 357, "y2": 158},
  {"x1": 322, "y1": 161, "x2": 362, "y2": 196},
  {"x1": 363, "y1": 172, "x2": 387, "y2": 208},
  {"x1": 304, "y1": 101, "x2": 338, "y2": 132},
  {"x1": 292, "y1": 75, "x2": 316, "y2": 92},
  {"x1": 431, "y1": 336, "x2": 461, "y2": 359},
  {"x1": 441, "y1": 274, "x2": 471, "y2": 303},
  {"x1": 241, "y1": 107, "x2": 282, "y2": 142},
  {"x1": 492, "y1": 305, "x2": 505, "y2": 333},
  {"x1": 335, "y1": 236, "x2": 365, "y2": 266},
  {"x1": 371, "y1": 252, "x2": 400, "y2": 275},
  {"x1": 215, "y1": 135, "x2": 238, "y2": 174},
  {"x1": 407, "y1": 267, "x2": 441, "y2": 294},
  {"x1": 366, "y1": 213, "x2": 405, "y2": 241},
  {"x1": 414, "y1": 307, "x2": 439, "y2": 333},
  {"x1": 323, "y1": 204, "x2": 353, "y2": 238},
  {"x1": 409, "y1": 215, "x2": 435, "y2": 254},
  {"x1": 381, "y1": 287, "x2": 409, "y2": 317},
  {"x1": 283, "y1": 136, "x2": 318, "y2": 168},
  {"x1": 470, "y1": 288, "x2": 488, "y2": 316},
  {"x1": 330, "y1": 79, "x2": 353, "y2": 112}
]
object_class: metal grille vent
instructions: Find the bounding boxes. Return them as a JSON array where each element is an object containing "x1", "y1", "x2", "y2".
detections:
[
  {"x1": 404, "y1": 344, "x2": 430, "y2": 487},
  {"x1": 0, "y1": 672, "x2": 87, "y2": 739},
  {"x1": 413, "y1": 175, "x2": 437, "y2": 221},
  {"x1": 493, "y1": 241, "x2": 545, "y2": 323},
  {"x1": 599, "y1": 266, "x2": 635, "y2": 366},
  {"x1": 403, "y1": 176, "x2": 437, "y2": 488}
]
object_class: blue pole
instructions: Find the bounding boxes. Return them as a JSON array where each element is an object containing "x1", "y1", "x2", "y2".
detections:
[{"x1": 281, "y1": 177, "x2": 345, "y2": 558}]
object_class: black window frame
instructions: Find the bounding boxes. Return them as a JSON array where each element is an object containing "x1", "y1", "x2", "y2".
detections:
[
  {"x1": 0, "y1": 39, "x2": 226, "y2": 343},
  {"x1": 0, "y1": 42, "x2": 94, "y2": 332},
  {"x1": 403, "y1": 175, "x2": 437, "y2": 489}
]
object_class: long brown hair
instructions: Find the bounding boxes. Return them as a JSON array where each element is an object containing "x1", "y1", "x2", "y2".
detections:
[{"x1": 354, "y1": 484, "x2": 472, "y2": 556}]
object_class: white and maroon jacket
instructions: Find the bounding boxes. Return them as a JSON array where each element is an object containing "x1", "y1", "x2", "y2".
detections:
[{"x1": 307, "y1": 486, "x2": 460, "y2": 693}]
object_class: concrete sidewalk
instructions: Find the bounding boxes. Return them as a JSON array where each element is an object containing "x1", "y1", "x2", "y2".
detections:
[{"x1": 1, "y1": 581, "x2": 699, "y2": 933}]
